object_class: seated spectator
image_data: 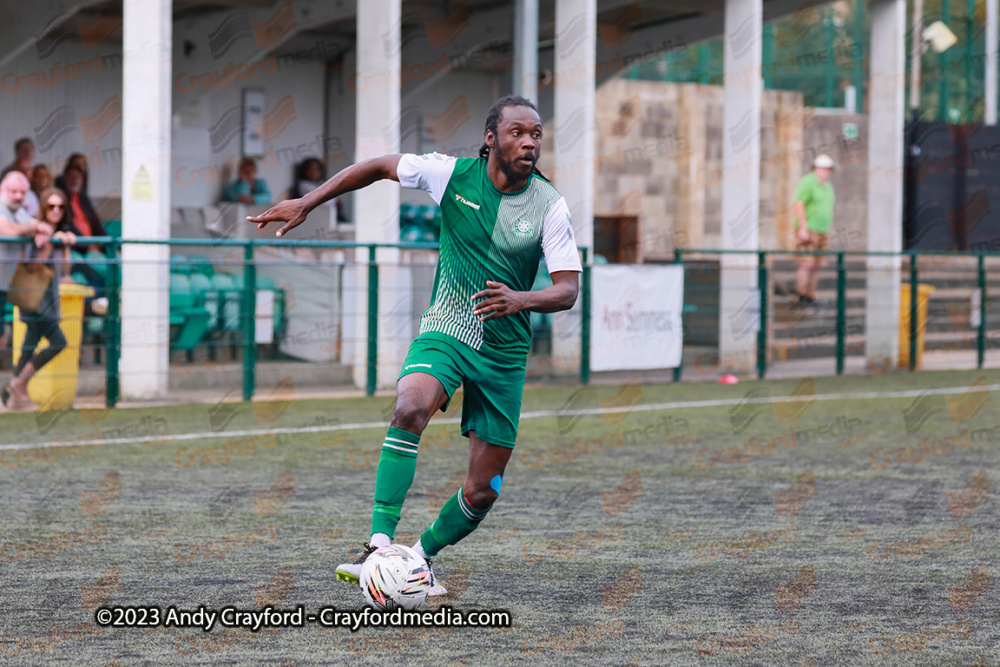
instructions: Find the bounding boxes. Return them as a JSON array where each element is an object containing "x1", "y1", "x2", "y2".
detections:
[
  {"x1": 0, "y1": 172, "x2": 53, "y2": 368},
  {"x1": 224, "y1": 157, "x2": 271, "y2": 205},
  {"x1": 54, "y1": 152, "x2": 90, "y2": 194},
  {"x1": 2, "y1": 187, "x2": 76, "y2": 409},
  {"x1": 294, "y1": 157, "x2": 345, "y2": 222},
  {"x1": 29, "y1": 164, "x2": 54, "y2": 219},
  {"x1": 1, "y1": 138, "x2": 36, "y2": 181},
  {"x1": 57, "y1": 165, "x2": 108, "y2": 316},
  {"x1": 31, "y1": 164, "x2": 53, "y2": 199},
  {"x1": 1, "y1": 139, "x2": 39, "y2": 216}
]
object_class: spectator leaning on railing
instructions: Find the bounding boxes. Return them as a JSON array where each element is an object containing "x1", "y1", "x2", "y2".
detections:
[
  {"x1": 2, "y1": 187, "x2": 76, "y2": 410},
  {"x1": 0, "y1": 172, "x2": 53, "y2": 367}
]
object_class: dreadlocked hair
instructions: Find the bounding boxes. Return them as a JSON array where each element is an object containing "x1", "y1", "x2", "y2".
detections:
[{"x1": 478, "y1": 94, "x2": 549, "y2": 182}]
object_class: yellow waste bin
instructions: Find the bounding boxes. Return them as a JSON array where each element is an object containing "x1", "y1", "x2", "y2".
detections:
[
  {"x1": 898, "y1": 284, "x2": 935, "y2": 369},
  {"x1": 12, "y1": 283, "x2": 95, "y2": 410}
]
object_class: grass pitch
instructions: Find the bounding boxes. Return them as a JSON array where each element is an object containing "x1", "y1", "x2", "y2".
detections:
[{"x1": 1, "y1": 369, "x2": 998, "y2": 665}]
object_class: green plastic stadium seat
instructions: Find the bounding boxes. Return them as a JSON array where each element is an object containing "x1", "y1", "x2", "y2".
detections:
[
  {"x1": 169, "y1": 274, "x2": 211, "y2": 352},
  {"x1": 104, "y1": 219, "x2": 122, "y2": 237},
  {"x1": 400, "y1": 203, "x2": 418, "y2": 228},
  {"x1": 212, "y1": 274, "x2": 241, "y2": 331},
  {"x1": 186, "y1": 255, "x2": 214, "y2": 277},
  {"x1": 530, "y1": 262, "x2": 554, "y2": 335}
]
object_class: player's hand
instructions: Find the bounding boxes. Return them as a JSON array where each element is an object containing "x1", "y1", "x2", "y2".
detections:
[
  {"x1": 472, "y1": 281, "x2": 525, "y2": 321},
  {"x1": 247, "y1": 199, "x2": 309, "y2": 237},
  {"x1": 797, "y1": 226, "x2": 810, "y2": 243}
]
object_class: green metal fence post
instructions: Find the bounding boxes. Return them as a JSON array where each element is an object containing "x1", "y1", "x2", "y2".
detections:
[
  {"x1": 825, "y1": 6, "x2": 835, "y2": 107},
  {"x1": 978, "y1": 254, "x2": 986, "y2": 368},
  {"x1": 762, "y1": 23, "x2": 774, "y2": 90},
  {"x1": 366, "y1": 245, "x2": 379, "y2": 397},
  {"x1": 909, "y1": 254, "x2": 919, "y2": 371},
  {"x1": 757, "y1": 251, "x2": 768, "y2": 378},
  {"x1": 967, "y1": 0, "x2": 976, "y2": 112},
  {"x1": 242, "y1": 241, "x2": 257, "y2": 401},
  {"x1": 104, "y1": 239, "x2": 121, "y2": 407},
  {"x1": 580, "y1": 247, "x2": 591, "y2": 385},
  {"x1": 853, "y1": 0, "x2": 865, "y2": 113},
  {"x1": 836, "y1": 252, "x2": 846, "y2": 375},
  {"x1": 673, "y1": 249, "x2": 683, "y2": 382}
]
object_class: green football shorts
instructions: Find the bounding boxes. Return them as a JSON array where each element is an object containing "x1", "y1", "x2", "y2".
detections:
[{"x1": 398, "y1": 332, "x2": 527, "y2": 449}]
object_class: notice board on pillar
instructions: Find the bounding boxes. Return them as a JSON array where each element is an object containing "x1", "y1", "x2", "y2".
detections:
[{"x1": 590, "y1": 265, "x2": 684, "y2": 371}]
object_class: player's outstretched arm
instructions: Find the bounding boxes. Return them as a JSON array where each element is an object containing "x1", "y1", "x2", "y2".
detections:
[
  {"x1": 247, "y1": 154, "x2": 404, "y2": 237},
  {"x1": 472, "y1": 271, "x2": 579, "y2": 321}
]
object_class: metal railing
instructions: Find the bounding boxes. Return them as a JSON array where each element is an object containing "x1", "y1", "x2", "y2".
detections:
[
  {"x1": 673, "y1": 247, "x2": 995, "y2": 380},
  {"x1": 2, "y1": 235, "x2": 996, "y2": 407}
]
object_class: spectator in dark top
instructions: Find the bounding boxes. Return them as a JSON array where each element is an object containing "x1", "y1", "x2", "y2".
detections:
[
  {"x1": 1, "y1": 138, "x2": 36, "y2": 181},
  {"x1": 31, "y1": 164, "x2": 53, "y2": 200},
  {"x1": 224, "y1": 157, "x2": 271, "y2": 205},
  {"x1": 58, "y1": 165, "x2": 106, "y2": 251},
  {"x1": 294, "y1": 157, "x2": 345, "y2": 222},
  {"x1": 57, "y1": 165, "x2": 108, "y2": 316},
  {"x1": 55, "y1": 152, "x2": 90, "y2": 194},
  {"x1": 2, "y1": 187, "x2": 76, "y2": 409}
]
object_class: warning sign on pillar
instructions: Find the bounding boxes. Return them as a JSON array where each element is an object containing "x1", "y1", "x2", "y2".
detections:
[{"x1": 131, "y1": 165, "x2": 153, "y2": 201}]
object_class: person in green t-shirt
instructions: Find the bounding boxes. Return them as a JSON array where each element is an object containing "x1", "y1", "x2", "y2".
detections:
[
  {"x1": 792, "y1": 153, "x2": 836, "y2": 308},
  {"x1": 248, "y1": 96, "x2": 582, "y2": 597}
]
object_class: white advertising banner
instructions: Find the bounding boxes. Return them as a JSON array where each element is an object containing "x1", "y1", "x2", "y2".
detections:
[{"x1": 590, "y1": 265, "x2": 684, "y2": 371}]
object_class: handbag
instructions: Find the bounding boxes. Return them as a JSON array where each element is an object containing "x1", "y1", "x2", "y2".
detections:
[{"x1": 8, "y1": 262, "x2": 54, "y2": 313}]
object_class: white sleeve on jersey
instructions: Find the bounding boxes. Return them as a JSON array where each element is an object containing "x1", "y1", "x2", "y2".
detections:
[
  {"x1": 396, "y1": 153, "x2": 458, "y2": 205},
  {"x1": 541, "y1": 196, "x2": 583, "y2": 273}
]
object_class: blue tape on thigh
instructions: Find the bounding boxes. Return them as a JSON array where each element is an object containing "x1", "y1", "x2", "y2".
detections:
[{"x1": 490, "y1": 474, "x2": 503, "y2": 495}]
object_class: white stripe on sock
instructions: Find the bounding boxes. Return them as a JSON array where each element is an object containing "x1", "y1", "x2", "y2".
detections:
[
  {"x1": 384, "y1": 436, "x2": 419, "y2": 448},
  {"x1": 382, "y1": 442, "x2": 417, "y2": 454}
]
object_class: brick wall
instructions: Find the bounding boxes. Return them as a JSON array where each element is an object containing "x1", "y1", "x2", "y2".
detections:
[{"x1": 538, "y1": 79, "x2": 869, "y2": 260}]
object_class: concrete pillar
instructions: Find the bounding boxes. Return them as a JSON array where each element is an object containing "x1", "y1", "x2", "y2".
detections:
[
  {"x1": 352, "y1": 0, "x2": 407, "y2": 390},
  {"x1": 865, "y1": 0, "x2": 906, "y2": 368},
  {"x1": 717, "y1": 0, "x2": 762, "y2": 371},
  {"x1": 120, "y1": 0, "x2": 172, "y2": 400},
  {"x1": 513, "y1": 0, "x2": 539, "y2": 101},
  {"x1": 551, "y1": 0, "x2": 596, "y2": 376},
  {"x1": 987, "y1": 0, "x2": 998, "y2": 125}
]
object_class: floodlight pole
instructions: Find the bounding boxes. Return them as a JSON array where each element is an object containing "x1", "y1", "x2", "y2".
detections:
[
  {"x1": 909, "y1": 0, "x2": 923, "y2": 113},
  {"x1": 513, "y1": 0, "x2": 539, "y2": 101}
]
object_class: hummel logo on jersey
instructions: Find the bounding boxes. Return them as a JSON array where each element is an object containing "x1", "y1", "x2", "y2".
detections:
[{"x1": 455, "y1": 193, "x2": 480, "y2": 210}]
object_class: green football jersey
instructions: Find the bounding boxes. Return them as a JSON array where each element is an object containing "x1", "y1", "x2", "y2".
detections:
[{"x1": 397, "y1": 153, "x2": 582, "y2": 354}]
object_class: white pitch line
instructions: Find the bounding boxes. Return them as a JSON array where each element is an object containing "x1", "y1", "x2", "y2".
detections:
[{"x1": 1, "y1": 382, "x2": 994, "y2": 451}]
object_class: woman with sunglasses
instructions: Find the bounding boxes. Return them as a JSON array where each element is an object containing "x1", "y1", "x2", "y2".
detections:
[{"x1": 3, "y1": 188, "x2": 77, "y2": 409}]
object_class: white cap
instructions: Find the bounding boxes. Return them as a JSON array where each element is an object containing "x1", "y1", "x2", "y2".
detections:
[{"x1": 813, "y1": 154, "x2": 835, "y2": 169}]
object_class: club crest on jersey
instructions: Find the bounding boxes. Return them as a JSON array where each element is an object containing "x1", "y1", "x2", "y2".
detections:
[{"x1": 513, "y1": 218, "x2": 534, "y2": 236}]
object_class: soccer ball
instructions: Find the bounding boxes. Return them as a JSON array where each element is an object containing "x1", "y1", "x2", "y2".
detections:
[{"x1": 360, "y1": 545, "x2": 432, "y2": 611}]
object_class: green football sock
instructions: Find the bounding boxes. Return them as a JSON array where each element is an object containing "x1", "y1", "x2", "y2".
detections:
[
  {"x1": 420, "y1": 486, "x2": 492, "y2": 557},
  {"x1": 370, "y1": 427, "x2": 421, "y2": 539}
]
